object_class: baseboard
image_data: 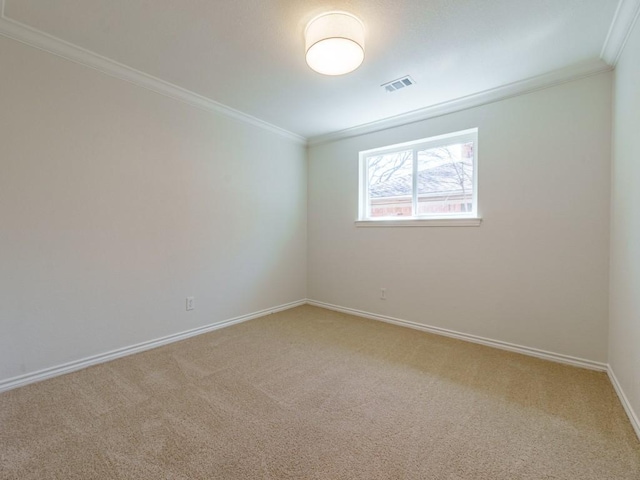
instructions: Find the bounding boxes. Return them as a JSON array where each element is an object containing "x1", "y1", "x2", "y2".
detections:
[
  {"x1": 0, "y1": 299, "x2": 306, "y2": 393},
  {"x1": 310, "y1": 299, "x2": 640, "y2": 440},
  {"x1": 3, "y1": 298, "x2": 637, "y2": 442},
  {"x1": 306, "y1": 300, "x2": 608, "y2": 372},
  {"x1": 607, "y1": 366, "x2": 640, "y2": 441}
]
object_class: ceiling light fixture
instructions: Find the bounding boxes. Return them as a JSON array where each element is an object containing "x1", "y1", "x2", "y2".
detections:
[{"x1": 305, "y1": 12, "x2": 365, "y2": 76}]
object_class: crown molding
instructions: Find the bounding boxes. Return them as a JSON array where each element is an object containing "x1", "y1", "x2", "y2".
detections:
[
  {"x1": 0, "y1": 4, "x2": 307, "y2": 145},
  {"x1": 0, "y1": 0, "x2": 626, "y2": 148},
  {"x1": 308, "y1": 59, "x2": 612, "y2": 146},
  {"x1": 601, "y1": 0, "x2": 640, "y2": 66}
]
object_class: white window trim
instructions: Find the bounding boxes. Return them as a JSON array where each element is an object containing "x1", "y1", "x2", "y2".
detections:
[
  {"x1": 357, "y1": 128, "x2": 480, "y2": 226},
  {"x1": 355, "y1": 217, "x2": 482, "y2": 227}
]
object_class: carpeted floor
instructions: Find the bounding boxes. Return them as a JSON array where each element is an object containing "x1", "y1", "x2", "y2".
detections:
[{"x1": 1, "y1": 305, "x2": 639, "y2": 479}]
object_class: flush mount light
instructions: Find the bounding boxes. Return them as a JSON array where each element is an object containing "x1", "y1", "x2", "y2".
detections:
[{"x1": 305, "y1": 12, "x2": 365, "y2": 76}]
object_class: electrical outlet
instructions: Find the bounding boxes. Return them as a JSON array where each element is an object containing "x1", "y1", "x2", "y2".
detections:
[
  {"x1": 186, "y1": 297, "x2": 194, "y2": 311},
  {"x1": 380, "y1": 288, "x2": 387, "y2": 300}
]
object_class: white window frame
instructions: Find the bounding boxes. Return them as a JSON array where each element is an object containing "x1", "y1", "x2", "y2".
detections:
[{"x1": 357, "y1": 128, "x2": 481, "y2": 227}]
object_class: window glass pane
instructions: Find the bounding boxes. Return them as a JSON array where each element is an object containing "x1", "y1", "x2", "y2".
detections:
[
  {"x1": 416, "y1": 142, "x2": 473, "y2": 215},
  {"x1": 367, "y1": 150, "x2": 413, "y2": 218}
]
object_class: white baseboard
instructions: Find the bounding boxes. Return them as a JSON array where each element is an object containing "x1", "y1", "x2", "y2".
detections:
[
  {"x1": 306, "y1": 300, "x2": 640, "y2": 441},
  {"x1": 3, "y1": 298, "x2": 638, "y2": 442},
  {"x1": 607, "y1": 366, "x2": 640, "y2": 441},
  {"x1": 310, "y1": 297, "x2": 638, "y2": 441},
  {"x1": 0, "y1": 299, "x2": 306, "y2": 393},
  {"x1": 306, "y1": 299, "x2": 608, "y2": 372}
]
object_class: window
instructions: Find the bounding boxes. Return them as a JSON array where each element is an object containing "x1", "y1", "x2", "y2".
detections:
[{"x1": 357, "y1": 128, "x2": 480, "y2": 226}]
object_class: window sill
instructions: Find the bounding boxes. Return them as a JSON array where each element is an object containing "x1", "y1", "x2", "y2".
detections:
[{"x1": 355, "y1": 217, "x2": 482, "y2": 227}]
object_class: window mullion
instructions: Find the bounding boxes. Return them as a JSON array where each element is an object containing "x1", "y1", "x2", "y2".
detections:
[
  {"x1": 411, "y1": 149, "x2": 418, "y2": 217},
  {"x1": 362, "y1": 155, "x2": 369, "y2": 219}
]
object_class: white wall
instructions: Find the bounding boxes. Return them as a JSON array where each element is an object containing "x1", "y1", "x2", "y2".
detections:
[
  {"x1": 308, "y1": 73, "x2": 612, "y2": 363},
  {"x1": 0, "y1": 37, "x2": 307, "y2": 383},
  {"x1": 610, "y1": 17, "x2": 640, "y2": 428}
]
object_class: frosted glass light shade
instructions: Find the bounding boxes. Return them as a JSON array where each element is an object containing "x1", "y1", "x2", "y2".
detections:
[{"x1": 305, "y1": 12, "x2": 365, "y2": 76}]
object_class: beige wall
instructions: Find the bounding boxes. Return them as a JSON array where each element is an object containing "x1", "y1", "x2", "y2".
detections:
[
  {"x1": 0, "y1": 37, "x2": 307, "y2": 382},
  {"x1": 308, "y1": 73, "x2": 612, "y2": 363},
  {"x1": 0, "y1": 29, "x2": 622, "y2": 392},
  {"x1": 610, "y1": 17, "x2": 640, "y2": 429}
]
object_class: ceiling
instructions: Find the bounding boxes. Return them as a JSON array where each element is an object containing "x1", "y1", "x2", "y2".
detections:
[{"x1": 1, "y1": 0, "x2": 623, "y2": 140}]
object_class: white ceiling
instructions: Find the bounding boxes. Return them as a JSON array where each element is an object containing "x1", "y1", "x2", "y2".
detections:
[{"x1": 2, "y1": 0, "x2": 622, "y2": 140}]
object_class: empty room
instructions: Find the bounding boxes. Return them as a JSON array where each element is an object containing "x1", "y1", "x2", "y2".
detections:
[{"x1": 1, "y1": 0, "x2": 639, "y2": 478}]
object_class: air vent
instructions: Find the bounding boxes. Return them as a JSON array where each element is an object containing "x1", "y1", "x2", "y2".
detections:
[{"x1": 382, "y1": 75, "x2": 415, "y2": 93}]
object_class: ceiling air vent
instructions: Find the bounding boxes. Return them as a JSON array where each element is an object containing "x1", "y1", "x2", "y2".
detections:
[{"x1": 382, "y1": 76, "x2": 415, "y2": 93}]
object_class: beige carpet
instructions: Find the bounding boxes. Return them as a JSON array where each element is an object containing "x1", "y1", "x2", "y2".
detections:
[{"x1": 1, "y1": 305, "x2": 639, "y2": 479}]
